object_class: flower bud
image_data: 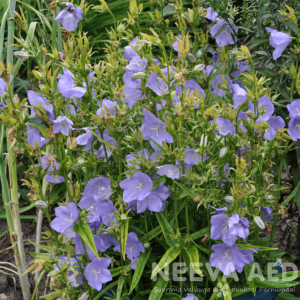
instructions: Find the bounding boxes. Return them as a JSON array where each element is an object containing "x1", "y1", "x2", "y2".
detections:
[
  {"x1": 246, "y1": 110, "x2": 256, "y2": 119},
  {"x1": 254, "y1": 216, "x2": 265, "y2": 229},
  {"x1": 219, "y1": 147, "x2": 227, "y2": 158},
  {"x1": 131, "y1": 72, "x2": 147, "y2": 80},
  {"x1": 200, "y1": 134, "x2": 208, "y2": 147},
  {"x1": 187, "y1": 53, "x2": 196, "y2": 63},
  {"x1": 35, "y1": 200, "x2": 48, "y2": 209},
  {"x1": 224, "y1": 196, "x2": 233, "y2": 203},
  {"x1": 193, "y1": 64, "x2": 205, "y2": 72},
  {"x1": 14, "y1": 51, "x2": 29, "y2": 60}
]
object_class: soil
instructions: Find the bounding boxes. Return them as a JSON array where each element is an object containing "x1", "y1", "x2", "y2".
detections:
[{"x1": 0, "y1": 217, "x2": 49, "y2": 300}]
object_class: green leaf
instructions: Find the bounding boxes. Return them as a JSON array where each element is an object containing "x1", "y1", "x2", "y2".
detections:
[
  {"x1": 184, "y1": 245, "x2": 204, "y2": 277},
  {"x1": 129, "y1": 247, "x2": 152, "y2": 294},
  {"x1": 161, "y1": 293, "x2": 182, "y2": 300},
  {"x1": 163, "y1": 4, "x2": 176, "y2": 16},
  {"x1": 149, "y1": 275, "x2": 170, "y2": 300},
  {"x1": 156, "y1": 212, "x2": 176, "y2": 246},
  {"x1": 28, "y1": 240, "x2": 51, "y2": 252},
  {"x1": 244, "y1": 263, "x2": 256, "y2": 296},
  {"x1": 110, "y1": 265, "x2": 131, "y2": 278},
  {"x1": 174, "y1": 181, "x2": 197, "y2": 199},
  {"x1": 140, "y1": 225, "x2": 161, "y2": 243},
  {"x1": 253, "y1": 277, "x2": 300, "y2": 288},
  {"x1": 121, "y1": 219, "x2": 129, "y2": 260},
  {"x1": 74, "y1": 223, "x2": 100, "y2": 260},
  {"x1": 151, "y1": 246, "x2": 181, "y2": 279},
  {"x1": 281, "y1": 181, "x2": 300, "y2": 205},
  {"x1": 41, "y1": 290, "x2": 64, "y2": 300},
  {"x1": 117, "y1": 275, "x2": 126, "y2": 300},
  {"x1": 217, "y1": 276, "x2": 232, "y2": 300},
  {"x1": 277, "y1": 293, "x2": 300, "y2": 300},
  {"x1": 189, "y1": 227, "x2": 209, "y2": 240},
  {"x1": 92, "y1": 280, "x2": 118, "y2": 300}
]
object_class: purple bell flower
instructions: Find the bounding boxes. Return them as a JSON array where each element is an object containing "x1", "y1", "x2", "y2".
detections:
[
  {"x1": 82, "y1": 176, "x2": 113, "y2": 201},
  {"x1": 125, "y1": 56, "x2": 147, "y2": 72},
  {"x1": 96, "y1": 98, "x2": 117, "y2": 119},
  {"x1": 175, "y1": 80, "x2": 205, "y2": 109},
  {"x1": 113, "y1": 232, "x2": 145, "y2": 269},
  {"x1": 146, "y1": 67, "x2": 175, "y2": 96},
  {"x1": 141, "y1": 111, "x2": 173, "y2": 147},
  {"x1": 228, "y1": 213, "x2": 249, "y2": 240},
  {"x1": 210, "y1": 244, "x2": 245, "y2": 275},
  {"x1": 130, "y1": 183, "x2": 170, "y2": 213},
  {"x1": 231, "y1": 61, "x2": 250, "y2": 78},
  {"x1": 215, "y1": 117, "x2": 234, "y2": 136},
  {"x1": 77, "y1": 128, "x2": 95, "y2": 152},
  {"x1": 238, "y1": 248, "x2": 258, "y2": 271},
  {"x1": 263, "y1": 116, "x2": 285, "y2": 141},
  {"x1": 120, "y1": 171, "x2": 153, "y2": 202},
  {"x1": 126, "y1": 149, "x2": 151, "y2": 170},
  {"x1": 53, "y1": 116, "x2": 73, "y2": 136},
  {"x1": 266, "y1": 28, "x2": 291, "y2": 60},
  {"x1": 54, "y1": 256, "x2": 83, "y2": 287},
  {"x1": 122, "y1": 71, "x2": 145, "y2": 109},
  {"x1": 124, "y1": 37, "x2": 139, "y2": 61},
  {"x1": 94, "y1": 130, "x2": 116, "y2": 161},
  {"x1": 28, "y1": 91, "x2": 55, "y2": 124},
  {"x1": 156, "y1": 164, "x2": 180, "y2": 179},
  {"x1": 211, "y1": 75, "x2": 233, "y2": 97},
  {"x1": 206, "y1": 7, "x2": 218, "y2": 21},
  {"x1": 85, "y1": 257, "x2": 112, "y2": 291},
  {"x1": 182, "y1": 294, "x2": 198, "y2": 300},
  {"x1": 184, "y1": 148, "x2": 208, "y2": 165},
  {"x1": 74, "y1": 234, "x2": 114, "y2": 261},
  {"x1": 232, "y1": 84, "x2": 247, "y2": 110},
  {"x1": 211, "y1": 214, "x2": 239, "y2": 246},
  {"x1": 58, "y1": 68, "x2": 86, "y2": 98},
  {"x1": 288, "y1": 116, "x2": 300, "y2": 140},
  {"x1": 210, "y1": 19, "x2": 237, "y2": 47},
  {"x1": 50, "y1": 202, "x2": 79, "y2": 238},
  {"x1": 45, "y1": 163, "x2": 65, "y2": 184},
  {"x1": 0, "y1": 78, "x2": 8, "y2": 96},
  {"x1": 26, "y1": 126, "x2": 48, "y2": 148},
  {"x1": 249, "y1": 96, "x2": 274, "y2": 121},
  {"x1": 287, "y1": 99, "x2": 300, "y2": 118},
  {"x1": 98, "y1": 201, "x2": 118, "y2": 226},
  {"x1": 55, "y1": 2, "x2": 83, "y2": 32},
  {"x1": 261, "y1": 206, "x2": 273, "y2": 224},
  {"x1": 203, "y1": 65, "x2": 216, "y2": 77}
]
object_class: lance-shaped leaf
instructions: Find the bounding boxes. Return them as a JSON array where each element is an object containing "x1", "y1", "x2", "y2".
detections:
[
  {"x1": 184, "y1": 245, "x2": 204, "y2": 277},
  {"x1": 151, "y1": 246, "x2": 181, "y2": 279},
  {"x1": 149, "y1": 275, "x2": 170, "y2": 300},
  {"x1": 74, "y1": 223, "x2": 100, "y2": 260},
  {"x1": 120, "y1": 219, "x2": 129, "y2": 260},
  {"x1": 156, "y1": 212, "x2": 176, "y2": 246},
  {"x1": 217, "y1": 276, "x2": 232, "y2": 300},
  {"x1": 129, "y1": 247, "x2": 152, "y2": 294},
  {"x1": 117, "y1": 275, "x2": 126, "y2": 300}
]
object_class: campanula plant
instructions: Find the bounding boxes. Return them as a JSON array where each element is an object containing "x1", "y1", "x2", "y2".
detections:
[{"x1": 1, "y1": 1, "x2": 300, "y2": 300}]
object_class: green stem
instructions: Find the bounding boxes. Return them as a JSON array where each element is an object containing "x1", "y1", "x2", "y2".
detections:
[
  {"x1": 0, "y1": 125, "x2": 14, "y2": 234},
  {"x1": 144, "y1": 211, "x2": 149, "y2": 243},
  {"x1": 31, "y1": 270, "x2": 45, "y2": 300}
]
